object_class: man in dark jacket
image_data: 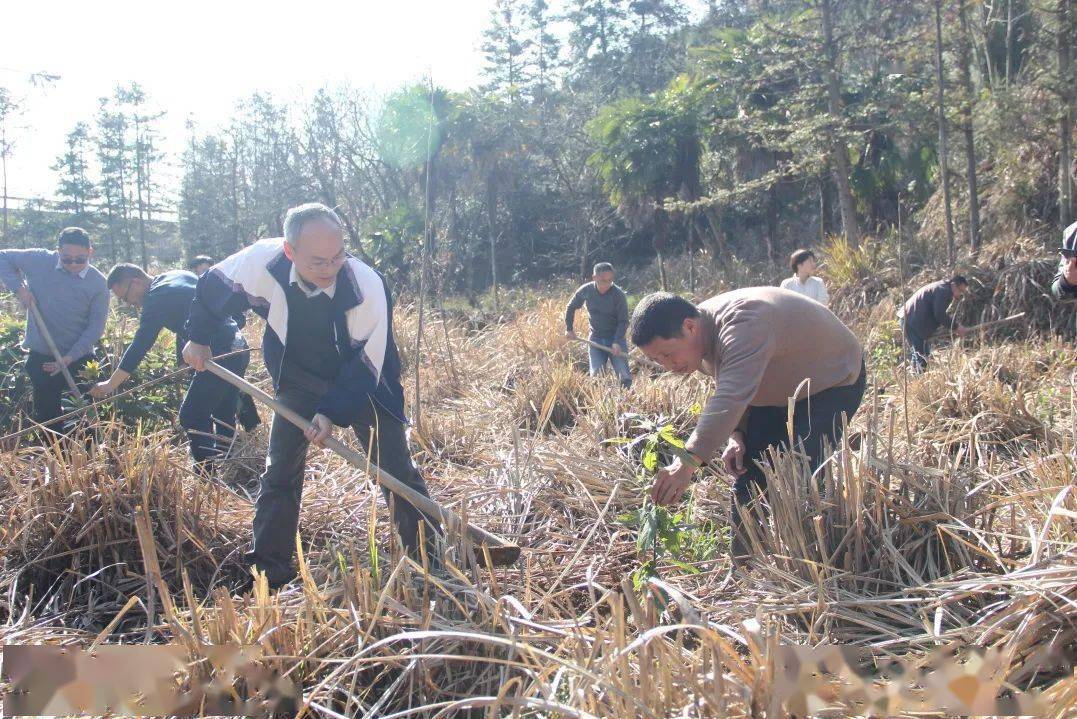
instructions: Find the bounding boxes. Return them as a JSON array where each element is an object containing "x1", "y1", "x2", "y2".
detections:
[
  {"x1": 1053, "y1": 222, "x2": 1077, "y2": 315},
  {"x1": 182, "y1": 202, "x2": 439, "y2": 589},
  {"x1": 90, "y1": 265, "x2": 250, "y2": 476},
  {"x1": 900, "y1": 275, "x2": 970, "y2": 373},
  {"x1": 565, "y1": 262, "x2": 632, "y2": 388},
  {"x1": 188, "y1": 255, "x2": 260, "y2": 431}
]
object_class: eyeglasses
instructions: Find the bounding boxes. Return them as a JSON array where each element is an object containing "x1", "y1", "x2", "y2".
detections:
[{"x1": 60, "y1": 256, "x2": 89, "y2": 265}]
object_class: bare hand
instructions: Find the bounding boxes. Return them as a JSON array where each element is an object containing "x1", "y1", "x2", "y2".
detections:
[
  {"x1": 182, "y1": 341, "x2": 212, "y2": 372},
  {"x1": 42, "y1": 355, "x2": 72, "y2": 376},
  {"x1": 305, "y1": 413, "x2": 333, "y2": 447},
  {"x1": 89, "y1": 381, "x2": 116, "y2": 399},
  {"x1": 565, "y1": 329, "x2": 577, "y2": 340},
  {"x1": 16, "y1": 287, "x2": 34, "y2": 309},
  {"x1": 610, "y1": 343, "x2": 624, "y2": 357},
  {"x1": 651, "y1": 458, "x2": 694, "y2": 506},
  {"x1": 722, "y1": 431, "x2": 747, "y2": 476}
]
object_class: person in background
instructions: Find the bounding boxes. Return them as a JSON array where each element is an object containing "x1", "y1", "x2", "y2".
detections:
[
  {"x1": 629, "y1": 289, "x2": 865, "y2": 561},
  {"x1": 183, "y1": 202, "x2": 439, "y2": 590},
  {"x1": 900, "y1": 275, "x2": 970, "y2": 373},
  {"x1": 90, "y1": 264, "x2": 251, "y2": 477},
  {"x1": 1052, "y1": 222, "x2": 1077, "y2": 318},
  {"x1": 188, "y1": 253, "x2": 260, "y2": 430},
  {"x1": 565, "y1": 262, "x2": 632, "y2": 388},
  {"x1": 188, "y1": 255, "x2": 215, "y2": 276},
  {"x1": 0, "y1": 228, "x2": 109, "y2": 434},
  {"x1": 780, "y1": 248, "x2": 829, "y2": 306}
]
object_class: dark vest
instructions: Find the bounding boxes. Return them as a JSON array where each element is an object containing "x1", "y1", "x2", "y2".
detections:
[{"x1": 280, "y1": 283, "x2": 342, "y2": 383}]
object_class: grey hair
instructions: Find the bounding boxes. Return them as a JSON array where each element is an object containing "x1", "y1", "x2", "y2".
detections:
[
  {"x1": 593, "y1": 262, "x2": 614, "y2": 276},
  {"x1": 283, "y1": 202, "x2": 344, "y2": 246}
]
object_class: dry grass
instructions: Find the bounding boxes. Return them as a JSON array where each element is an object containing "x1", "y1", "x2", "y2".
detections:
[{"x1": 0, "y1": 270, "x2": 1074, "y2": 717}]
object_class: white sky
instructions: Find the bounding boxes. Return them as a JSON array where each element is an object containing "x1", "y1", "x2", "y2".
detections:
[{"x1": 1, "y1": 0, "x2": 493, "y2": 201}]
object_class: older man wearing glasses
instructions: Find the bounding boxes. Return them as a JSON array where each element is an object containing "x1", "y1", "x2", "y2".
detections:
[
  {"x1": 0, "y1": 227, "x2": 109, "y2": 433},
  {"x1": 182, "y1": 202, "x2": 440, "y2": 590}
]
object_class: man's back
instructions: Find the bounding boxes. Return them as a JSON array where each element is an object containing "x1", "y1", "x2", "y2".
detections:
[
  {"x1": 903, "y1": 280, "x2": 953, "y2": 338},
  {"x1": 698, "y1": 287, "x2": 861, "y2": 407}
]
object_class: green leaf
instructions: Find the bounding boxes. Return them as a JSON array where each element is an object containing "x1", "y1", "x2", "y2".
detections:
[{"x1": 642, "y1": 448, "x2": 658, "y2": 472}]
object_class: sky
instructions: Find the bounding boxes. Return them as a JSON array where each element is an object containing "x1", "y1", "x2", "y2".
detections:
[{"x1": 1, "y1": 0, "x2": 494, "y2": 202}]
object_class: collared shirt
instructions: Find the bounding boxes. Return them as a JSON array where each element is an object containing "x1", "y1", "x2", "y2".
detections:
[
  {"x1": 0, "y1": 248, "x2": 108, "y2": 359},
  {"x1": 289, "y1": 264, "x2": 336, "y2": 299},
  {"x1": 55, "y1": 255, "x2": 91, "y2": 279}
]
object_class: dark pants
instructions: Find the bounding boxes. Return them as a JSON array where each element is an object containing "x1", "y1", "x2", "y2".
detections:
[
  {"x1": 732, "y1": 362, "x2": 867, "y2": 558},
  {"x1": 25, "y1": 351, "x2": 92, "y2": 434},
  {"x1": 588, "y1": 336, "x2": 632, "y2": 388},
  {"x1": 178, "y1": 348, "x2": 250, "y2": 472},
  {"x1": 247, "y1": 378, "x2": 439, "y2": 585},
  {"x1": 902, "y1": 321, "x2": 930, "y2": 374}
]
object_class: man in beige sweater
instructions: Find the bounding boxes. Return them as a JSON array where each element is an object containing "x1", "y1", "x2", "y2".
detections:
[{"x1": 629, "y1": 289, "x2": 866, "y2": 558}]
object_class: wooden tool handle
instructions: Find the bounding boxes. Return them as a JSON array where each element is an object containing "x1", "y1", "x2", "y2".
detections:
[
  {"x1": 28, "y1": 299, "x2": 82, "y2": 397},
  {"x1": 203, "y1": 360, "x2": 520, "y2": 564}
]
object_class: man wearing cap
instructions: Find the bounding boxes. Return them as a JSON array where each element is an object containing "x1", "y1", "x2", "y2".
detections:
[
  {"x1": 0, "y1": 228, "x2": 109, "y2": 433},
  {"x1": 1053, "y1": 222, "x2": 1077, "y2": 315}
]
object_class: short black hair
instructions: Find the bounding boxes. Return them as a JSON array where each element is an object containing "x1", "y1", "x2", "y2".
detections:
[
  {"x1": 950, "y1": 274, "x2": 968, "y2": 287},
  {"x1": 593, "y1": 262, "x2": 614, "y2": 275},
  {"x1": 106, "y1": 263, "x2": 147, "y2": 290},
  {"x1": 57, "y1": 227, "x2": 91, "y2": 248},
  {"x1": 790, "y1": 248, "x2": 815, "y2": 273},
  {"x1": 629, "y1": 292, "x2": 699, "y2": 347},
  {"x1": 188, "y1": 255, "x2": 214, "y2": 270}
]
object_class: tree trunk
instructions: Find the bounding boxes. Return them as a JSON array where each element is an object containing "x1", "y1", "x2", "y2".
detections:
[
  {"x1": 486, "y1": 172, "x2": 499, "y2": 313},
  {"x1": 819, "y1": 167, "x2": 834, "y2": 243},
  {"x1": 820, "y1": 0, "x2": 862, "y2": 248},
  {"x1": 934, "y1": 0, "x2": 957, "y2": 269},
  {"x1": 1060, "y1": 0, "x2": 1073, "y2": 228},
  {"x1": 958, "y1": 0, "x2": 981, "y2": 254},
  {"x1": 1005, "y1": 0, "x2": 1014, "y2": 86}
]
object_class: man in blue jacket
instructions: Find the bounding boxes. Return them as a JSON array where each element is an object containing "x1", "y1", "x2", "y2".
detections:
[
  {"x1": 182, "y1": 202, "x2": 439, "y2": 589},
  {"x1": 89, "y1": 265, "x2": 250, "y2": 477}
]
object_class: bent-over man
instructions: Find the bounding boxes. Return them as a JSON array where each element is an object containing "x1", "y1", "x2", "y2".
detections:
[
  {"x1": 90, "y1": 265, "x2": 251, "y2": 476},
  {"x1": 183, "y1": 202, "x2": 439, "y2": 589},
  {"x1": 0, "y1": 227, "x2": 109, "y2": 433},
  {"x1": 188, "y1": 253, "x2": 260, "y2": 431},
  {"x1": 900, "y1": 275, "x2": 969, "y2": 373},
  {"x1": 630, "y1": 289, "x2": 866, "y2": 560},
  {"x1": 565, "y1": 262, "x2": 632, "y2": 388}
]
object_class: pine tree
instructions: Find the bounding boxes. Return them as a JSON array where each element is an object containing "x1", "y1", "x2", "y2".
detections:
[{"x1": 52, "y1": 122, "x2": 99, "y2": 226}]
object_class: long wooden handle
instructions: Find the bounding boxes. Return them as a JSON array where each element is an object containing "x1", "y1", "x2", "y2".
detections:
[
  {"x1": 968, "y1": 312, "x2": 1026, "y2": 332},
  {"x1": 28, "y1": 299, "x2": 82, "y2": 397},
  {"x1": 572, "y1": 336, "x2": 664, "y2": 371},
  {"x1": 203, "y1": 360, "x2": 520, "y2": 565}
]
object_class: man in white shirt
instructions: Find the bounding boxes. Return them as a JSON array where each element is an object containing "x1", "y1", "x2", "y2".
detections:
[{"x1": 780, "y1": 248, "x2": 829, "y2": 306}]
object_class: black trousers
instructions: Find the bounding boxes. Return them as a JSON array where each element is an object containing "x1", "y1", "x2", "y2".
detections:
[
  {"x1": 732, "y1": 362, "x2": 867, "y2": 557},
  {"x1": 25, "y1": 351, "x2": 92, "y2": 434},
  {"x1": 178, "y1": 348, "x2": 250, "y2": 470},
  {"x1": 246, "y1": 378, "x2": 440, "y2": 585}
]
